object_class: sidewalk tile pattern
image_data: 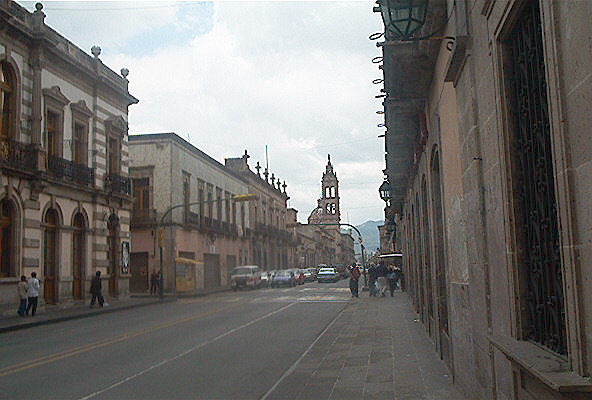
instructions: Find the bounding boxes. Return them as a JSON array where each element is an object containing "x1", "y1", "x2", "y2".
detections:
[{"x1": 267, "y1": 292, "x2": 467, "y2": 400}]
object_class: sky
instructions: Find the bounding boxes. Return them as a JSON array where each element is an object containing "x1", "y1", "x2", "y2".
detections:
[{"x1": 21, "y1": 0, "x2": 386, "y2": 226}]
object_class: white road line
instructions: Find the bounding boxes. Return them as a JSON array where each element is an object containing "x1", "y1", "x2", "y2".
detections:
[
  {"x1": 259, "y1": 304, "x2": 348, "y2": 400},
  {"x1": 78, "y1": 302, "x2": 297, "y2": 400}
]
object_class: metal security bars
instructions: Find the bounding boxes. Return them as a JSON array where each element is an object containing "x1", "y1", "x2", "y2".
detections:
[{"x1": 506, "y1": 0, "x2": 566, "y2": 355}]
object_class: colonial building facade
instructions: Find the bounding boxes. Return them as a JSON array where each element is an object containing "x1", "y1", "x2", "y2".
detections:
[
  {"x1": 377, "y1": 0, "x2": 592, "y2": 398},
  {"x1": 128, "y1": 133, "x2": 251, "y2": 293},
  {"x1": 0, "y1": 1, "x2": 137, "y2": 309},
  {"x1": 225, "y1": 152, "x2": 294, "y2": 270}
]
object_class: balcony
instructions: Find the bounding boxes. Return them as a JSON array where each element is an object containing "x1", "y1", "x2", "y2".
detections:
[
  {"x1": 47, "y1": 155, "x2": 94, "y2": 187},
  {"x1": 105, "y1": 173, "x2": 131, "y2": 196},
  {"x1": 131, "y1": 208, "x2": 156, "y2": 227},
  {"x1": 0, "y1": 138, "x2": 38, "y2": 173},
  {"x1": 186, "y1": 211, "x2": 200, "y2": 227}
]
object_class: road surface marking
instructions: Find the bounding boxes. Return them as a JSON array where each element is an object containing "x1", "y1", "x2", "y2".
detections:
[
  {"x1": 260, "y1": 304, "x2": 348, "y2": 400},
  {"x1": 0, "y1": 302, "x2": 241, "y2": 378},
  {"x1": 78, "y1": 302, "x2": 297, "y2": 400}
]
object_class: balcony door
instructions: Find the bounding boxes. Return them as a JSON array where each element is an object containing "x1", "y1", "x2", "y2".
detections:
[{"x1": 107, "y1": 136, "x2": 119, "y2": 175}]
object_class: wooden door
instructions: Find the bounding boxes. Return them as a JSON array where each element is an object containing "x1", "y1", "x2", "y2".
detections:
[
  {"x1": 130, "y1": 252, "x2": 149, "y2": 293},
  {"x1": 44, "y1": 210, "x2": 58, "y2": 304},
  {"x1": 72, "y1": 214, "x2": 85, "y2": 299},
  {"x1": 0, "y1": 200, "x2": 13, "y2": 278},
  {"x1": 108, "y1": 232, "x2": 118, "y2": 296},
  {"x1": 203, "y1": 254, "x2": 220, "y2": 288}
]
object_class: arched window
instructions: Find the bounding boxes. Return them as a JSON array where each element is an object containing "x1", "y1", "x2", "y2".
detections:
[
  {"x1": 44, "y1": 209, "x2": 59, "y2": 304},
  {"x1": 0, "y1": 61, "x2": 16, "y2": 139},
  {"x1": 0, "y1": 199, "x2": 15, "y2": 277},
  {"x1": 72, "y1": 213, "x2": 86, "y2": 299}
]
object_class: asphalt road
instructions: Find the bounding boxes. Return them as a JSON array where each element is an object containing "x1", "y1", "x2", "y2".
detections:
[{"x1": 1, "y1": 279, "x2": 352, "y2": 400}]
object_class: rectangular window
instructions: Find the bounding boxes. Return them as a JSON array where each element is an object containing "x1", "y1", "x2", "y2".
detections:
[
  {"x1": 504, "y1": 0, "x2": 566, "y2": 355},
  {"x1": 183, "y1": 174, "x2": 190, "y2": 221}
]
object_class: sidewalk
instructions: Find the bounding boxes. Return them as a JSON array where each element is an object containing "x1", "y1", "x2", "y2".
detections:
[
  {"x1": 0, "y1": 296, "x2": 175, "y2": 334},
  {"x1": 265, "y1": 291, "x2": 466, "y2": 400}
]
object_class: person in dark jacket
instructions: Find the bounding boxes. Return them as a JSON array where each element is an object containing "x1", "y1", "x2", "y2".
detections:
[
  {"x1": 376, "y1": 263, "x2": 389, "y2": 297},
  {"x1": 348, "y1": 265, "x2": 360, "y2": 298},
  {"x1": 368, "y1": 264, "x2": 378, "y2": 297},
  {"x1": 90, "y1": 271, "x2": 105, "y2": 308},
  {"x1": 150, "y1": 271, "x2": 158, "y2": 295}
]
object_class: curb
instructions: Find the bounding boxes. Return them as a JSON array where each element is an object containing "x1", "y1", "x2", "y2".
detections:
[{"x1": 0, "y1": 297, "x2": 177, "y2": 334}]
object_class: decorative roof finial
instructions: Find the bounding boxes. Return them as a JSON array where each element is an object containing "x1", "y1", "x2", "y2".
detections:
[
  {"x1": 255, "y1": 161, "x2": 261, "y2": 176},
  {"x1": 263, "y1": 168, "x2": 269, "y2": 182},
  {"x1": 270, "y1": 173, "x2": 275, "y2": 185},
  {"x1": 35, "y1": 2, "x2": 43, "y2": 12},
  {"x1": 120, "y1": 68, "x2": 129, "y2": 78},
  {"x1": 282, "y1": 181, "x2": 287, "y2": 193},
  {"x1": 243, "y1": 150, "x2": 250, "y2": 160},
  {"x1": 91, "y1": 45, "x2": 101, "y2": 58}
]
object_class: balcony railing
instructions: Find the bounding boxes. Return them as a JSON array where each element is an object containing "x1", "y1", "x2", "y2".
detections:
[
  {"x1": 131, "y1": 208, "x2": 156, "y2": 227},
  {"x1": 0, "y1": 138, "x2": 38, "y2": 172},
  {"x1": 186, "y1": 211, "x2": 200, "y2": 226},
  {"x1": 105, "y1": 173, "x2": 131, "y2": 196},
  {"x1": 48, "y1": 155, "x2": 94, "y2": 187}
]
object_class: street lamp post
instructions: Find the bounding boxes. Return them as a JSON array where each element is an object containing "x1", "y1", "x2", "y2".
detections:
[{"x1": 157, "y1": 193, "x2": 258, "y2": 296}]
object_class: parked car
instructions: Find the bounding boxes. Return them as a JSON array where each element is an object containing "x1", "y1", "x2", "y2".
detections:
[
  {"x1": 259, "y1": 270, "x2": 272, "y2": 287},
  {"x1": 302, "y1": 268, "x2": 316, "y2": 282},
  {"x1": 230, "y1": 265, "x2": 262, "y2": 290},
  {"x1": 317, "y1": 267, "x2": 340, "y2": 283},
  {"x1": 271, "y1": 269, "x2": 296, "y2": 288}
]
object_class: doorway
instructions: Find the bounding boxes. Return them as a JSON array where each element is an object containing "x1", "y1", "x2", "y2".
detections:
[
  {"x1": 203, "y1": 253, "x2": 220, "y2": 288},
  {"x1": 130, "y1": 252, "x2": 149, "y2": 293},
  {"x1": 72, "y1": 213, "x2": 86, "y2": 299},
  {"x1": 44, "y1": 209, "x2": 59, "y2": 304}
]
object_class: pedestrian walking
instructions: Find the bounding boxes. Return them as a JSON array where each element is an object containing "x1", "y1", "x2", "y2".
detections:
[
  {"x1": 25, "y1": 271, "x2": 40, "y2": 316},
  {"x1": 376, "y1": 263, "x2": 389, "y2": 297},
  {"x1": 387, "y1": 266, "x2": 398, "y2": 297},
  {"x1": 17, "y1": 275, "x2": 28, "y2": 317},
  {"x1": 90, "y1": 271, "x2": 105, "y2": 308},
  {"x1": 150, "y1": 270, "x2": 158, "y2": 295},
  {"x1": 368, "y1": 264, "x2": 378, "y2": 297},
  {"x1": 158, "y1": 270, "x2": 164, "y2": 298},
  {"x1": 349, "y1": 265, "x2": 360, "y2": 298}
]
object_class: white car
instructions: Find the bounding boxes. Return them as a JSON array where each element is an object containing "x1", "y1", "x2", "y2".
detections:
[{"x1": 317, "y1": 267, "x2": 339, "y2": 283}]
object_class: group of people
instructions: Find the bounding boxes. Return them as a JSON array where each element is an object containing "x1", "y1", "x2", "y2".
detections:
[
  {"x1": 150, "y1": 270, "x2": 163, "y2": 296},
  {"x1": 16, "y1": 272, "x2": 40, "y2": 317},
  {"x1": 16, "y1": 270, "x2": 106, "y2": 316},
  {"x1": 347, "y1": 263, "x2": 403, "y2": 298}
]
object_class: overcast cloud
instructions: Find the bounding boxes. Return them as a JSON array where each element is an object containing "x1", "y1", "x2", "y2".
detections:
[{"x1": 23, "y1": 1, "x2": 386, "y2": 225}]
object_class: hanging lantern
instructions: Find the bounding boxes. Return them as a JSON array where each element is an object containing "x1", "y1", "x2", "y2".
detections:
[{"x1": 377, "y1": 0, "x2": 429, "y2": 41}]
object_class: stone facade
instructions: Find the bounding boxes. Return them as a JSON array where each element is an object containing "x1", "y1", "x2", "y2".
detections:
[
  {"x1": 128, "y1": 133, "x2": 251, "y2": 293},
  {"x1": 225, "y1": 152, "x2": 294, "y2": 270},
  {"x1": 378, "y1": 0, "x2": 592, "y2": 398},
  {"x1": 0, "y1": 1, "x2": 137, "y2": 310}
]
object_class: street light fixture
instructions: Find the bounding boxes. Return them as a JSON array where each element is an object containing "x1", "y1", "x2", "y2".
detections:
[
  {"x1": 374, "y1": 0, "x2": 428, "y2": 41},
  {"x1": 379, "y1": 179, "x2": 392, "y2": 203}
]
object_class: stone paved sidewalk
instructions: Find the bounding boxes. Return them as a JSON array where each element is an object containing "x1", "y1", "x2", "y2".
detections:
[{"x1": 265, "y1": 291, "x2": 466, "y2": 400}]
